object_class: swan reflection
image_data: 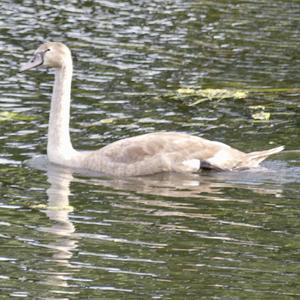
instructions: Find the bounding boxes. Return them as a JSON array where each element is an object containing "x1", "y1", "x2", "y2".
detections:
[
  {"x1": 45, "y1": 167, "x2": 77, "y2": 261},
  {"x1": 28, "y1": 154, "x2": 286, "y2": 294},
  {"x1": 36, "y1": 164, "x2": 78, "y2": 291}
]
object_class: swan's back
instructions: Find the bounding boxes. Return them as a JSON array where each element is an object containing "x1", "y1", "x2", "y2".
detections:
[{"x1": 82, "y1": 132, "x2": 245, "y2": 176}]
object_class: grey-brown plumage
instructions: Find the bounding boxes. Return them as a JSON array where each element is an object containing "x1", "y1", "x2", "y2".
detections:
[
  {"x1": 21, "y1": 42, "x2": 284, "y2": 177},
  {"x1": 83, "y1": 132, "x2": 283, "y2": 176}
]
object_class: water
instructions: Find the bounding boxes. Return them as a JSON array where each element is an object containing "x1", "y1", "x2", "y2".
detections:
[{"x1": 1, "y1": 0, "x2": 300, "y2": 299}]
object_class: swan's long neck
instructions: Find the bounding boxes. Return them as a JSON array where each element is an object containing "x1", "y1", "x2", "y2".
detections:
[{"x1": 47, "y1": 59, "x2": 78, "y2": 164}]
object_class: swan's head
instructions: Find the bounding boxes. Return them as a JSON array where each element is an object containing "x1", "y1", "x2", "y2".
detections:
[{"x1": 20, "y1": 42, "x2": 72, "y2": 72}]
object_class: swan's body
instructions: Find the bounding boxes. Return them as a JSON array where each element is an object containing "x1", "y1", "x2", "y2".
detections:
[{"x1": 21, "y1": 42, "x2": 284, "y2": 177}]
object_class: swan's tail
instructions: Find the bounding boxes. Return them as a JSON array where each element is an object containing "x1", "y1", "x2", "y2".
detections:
[{"x1": 239, "y1": 145, "x2": 284, "y2": 169}]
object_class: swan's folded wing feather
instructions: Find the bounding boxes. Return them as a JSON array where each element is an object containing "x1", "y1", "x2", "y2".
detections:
[
  {"x1": 100, "y1": 132, "x2": 214, "y2": 163},
  {"x1": 85, "y1": 132, "x2": 237, "y2": 176}
]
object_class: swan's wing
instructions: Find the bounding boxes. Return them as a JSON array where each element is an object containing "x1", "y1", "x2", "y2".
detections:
[{"x1": 85, "y1": 132, "x2": 244, "y2": 176}]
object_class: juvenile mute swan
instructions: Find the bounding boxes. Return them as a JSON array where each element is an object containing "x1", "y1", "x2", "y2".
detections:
[{"x1": 21, "y1": 42, "x2": 284, "y2": 177}]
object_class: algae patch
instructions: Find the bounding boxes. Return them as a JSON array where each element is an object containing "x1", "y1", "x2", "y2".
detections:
[
  {"x1": 249, "y1": 105, "x2": 271, "y2": 121},
  {"x1": 178, "y1": 88, "x2": 248, "y2": 105},
  {"x1": 161, "y1": 88, "x2": 249, "y2": 106},
  {"x1": 0, "y1": 111, "x2": 35, "y2": 122}
]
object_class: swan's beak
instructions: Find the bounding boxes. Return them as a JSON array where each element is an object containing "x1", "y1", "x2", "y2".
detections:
[{"x1": 20, "y1": 52, "x2": 44, "y2": 72}]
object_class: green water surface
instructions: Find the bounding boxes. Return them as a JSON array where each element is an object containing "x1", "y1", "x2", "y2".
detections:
[{"x1": 0, "y1": 0, "x2": 300, "y2": 299}]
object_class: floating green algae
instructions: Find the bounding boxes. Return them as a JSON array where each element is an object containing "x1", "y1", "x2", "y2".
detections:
[
  {"x1": 176, "y1": 88, "x2": 248, "y2": 106},
  {"x1": 159, "y1": 87, "x2": 249, "y2": 106},
  {"x1": 161, "y1": 86, "x2": 300, "y2": 106},
  {"x1": 249, "y1": 105, "x2": 271, "y2": 121},
  {"x1": 0, "y1": 111, "x2": 35, "y2": 122}
]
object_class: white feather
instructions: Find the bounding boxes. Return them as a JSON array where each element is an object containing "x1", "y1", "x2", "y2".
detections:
[{"x1": 182, "y1": 159, "x2": 201, "y2": 171}]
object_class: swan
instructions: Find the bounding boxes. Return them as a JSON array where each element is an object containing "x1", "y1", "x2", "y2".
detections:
[{"x1": 20, "y1": 42, "x2": 284, "y2": 177}]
